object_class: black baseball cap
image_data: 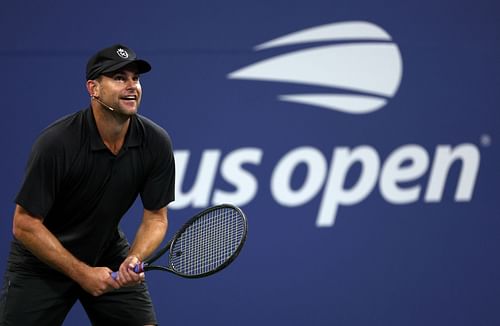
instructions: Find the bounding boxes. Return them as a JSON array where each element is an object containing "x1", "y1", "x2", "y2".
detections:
[{"x1": 86, "y1": 44, "x2": 151, "y2": 80}]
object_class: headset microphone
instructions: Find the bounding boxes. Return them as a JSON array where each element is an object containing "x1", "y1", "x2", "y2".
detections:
[{"x1": 92, "y1": 95, "x2": 116, "y2": 112}]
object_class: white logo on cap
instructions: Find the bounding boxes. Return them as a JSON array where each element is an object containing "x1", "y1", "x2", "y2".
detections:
[
  {"x1": 228, "y1": 21, "x2": 403, "y2": 114},
  {"x1": 116, "y1": 48, "x2": 129, "y2": 59}
]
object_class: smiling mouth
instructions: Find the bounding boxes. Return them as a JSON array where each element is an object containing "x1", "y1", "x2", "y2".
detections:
[{"x1": 121, "y1": 95, "x2": 138, "y2": 101}]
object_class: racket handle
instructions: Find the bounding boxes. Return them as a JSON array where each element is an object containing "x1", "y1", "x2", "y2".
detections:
[
  {"x1": 111, "y1": 262, "x2": 146, "y2": 280},
  {"x1": 134, "y1": 262, "x2": 145, "y2": 273}
]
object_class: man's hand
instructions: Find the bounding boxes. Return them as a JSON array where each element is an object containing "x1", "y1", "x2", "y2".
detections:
[
  {"x1": 114, "y1": 255, "x2": 146, "y2": 287},
  {"x1": 77, "y1": 266, "x2": 120, "y2": 296}
]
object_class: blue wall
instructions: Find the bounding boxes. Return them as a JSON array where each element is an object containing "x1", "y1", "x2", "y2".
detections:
[{"x1": 1, "y1": 1, "x2": 499, "y2": 325}]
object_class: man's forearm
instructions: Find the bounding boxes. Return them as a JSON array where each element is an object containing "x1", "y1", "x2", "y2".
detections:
[
  {"x1": 13, "y1": 205, "x2": 121, "y2": 296},
  {"x1": 12, "y1": 205, "x2": 90, "y2": 282},
  {"x1": 128, "y1": 207, "x2": 168, "y2": 261}
]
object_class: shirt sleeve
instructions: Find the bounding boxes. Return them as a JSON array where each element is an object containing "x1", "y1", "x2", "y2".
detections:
[
  {"x1": 140, "y1": 126, "x2": 176, "y2": 210},
  {"x1": 15, "y1": 132, "x2": 65, "y2": 218}
]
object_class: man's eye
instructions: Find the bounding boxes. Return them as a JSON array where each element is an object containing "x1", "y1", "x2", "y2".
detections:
[{"x1": 114, "y1": 75, "x2": 126, "y2": 81}]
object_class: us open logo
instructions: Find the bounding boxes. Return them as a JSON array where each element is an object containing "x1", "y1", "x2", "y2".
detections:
[
  {"x1": 172, "y1": 21, "x2": 481, "y2": 228},
  {"x1": 228, "y1": 21, "x2": 403, "y2": 114}
]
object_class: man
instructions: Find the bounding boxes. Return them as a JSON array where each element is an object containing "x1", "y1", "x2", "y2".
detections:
[{"x1": 0, "y1": 44, "x2": 175, "y2": 325}]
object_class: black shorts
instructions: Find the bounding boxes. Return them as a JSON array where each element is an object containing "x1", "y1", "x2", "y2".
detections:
[{"x1": 0, "y1": 270, "x2": 158, "y2": 326}]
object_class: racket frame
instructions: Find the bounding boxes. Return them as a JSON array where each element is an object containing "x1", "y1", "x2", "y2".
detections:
[{"x1": 139, "y1": 203, "x2": 248, "y2": 278}]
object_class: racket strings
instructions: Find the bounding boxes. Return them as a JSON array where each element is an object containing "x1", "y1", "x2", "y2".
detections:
[{"x1": 170, "y1": 207, "x2": 245, "y2": 276}]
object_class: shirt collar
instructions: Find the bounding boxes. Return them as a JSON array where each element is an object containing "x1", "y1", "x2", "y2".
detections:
[{"x1": 85, "y1": 108, "x2": 142, "y2": 151}]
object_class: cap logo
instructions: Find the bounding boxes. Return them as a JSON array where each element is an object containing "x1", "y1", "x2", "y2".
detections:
[{"x1": 116, "y1": 48, "x2": 129, "y2": 59}]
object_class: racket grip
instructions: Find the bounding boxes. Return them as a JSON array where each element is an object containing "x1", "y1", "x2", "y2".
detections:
[
  {"x1": 111, "y1": 262, "x2": 145, "y2": 280},
  {"x1": 134, "y1": 262, "x2": 145, "y2": 273}
]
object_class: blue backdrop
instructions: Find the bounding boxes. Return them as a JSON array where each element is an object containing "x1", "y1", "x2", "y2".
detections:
[{"x1": 1, "y1": 1, "x2": 499, "y2": 325}]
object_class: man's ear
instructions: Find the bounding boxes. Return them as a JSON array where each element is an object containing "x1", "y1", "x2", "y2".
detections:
[{"x1": 86, "y1": 80, "x2": 99, "y2": 98}]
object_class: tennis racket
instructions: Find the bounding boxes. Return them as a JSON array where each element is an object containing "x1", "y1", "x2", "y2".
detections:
[{"x1": 112, "y1": 204, "x2": 248, "y2": 279}]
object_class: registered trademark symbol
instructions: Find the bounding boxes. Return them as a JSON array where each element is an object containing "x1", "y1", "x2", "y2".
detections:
[{"x1": 480, "y1": 134, "x2": 491, "y2": 147}]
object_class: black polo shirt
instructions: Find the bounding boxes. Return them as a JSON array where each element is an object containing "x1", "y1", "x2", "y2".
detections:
[{"x1": 10, "y1": 108, "x2": 175, "y2": 274}]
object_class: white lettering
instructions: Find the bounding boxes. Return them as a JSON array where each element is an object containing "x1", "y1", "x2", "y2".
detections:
[
  {"x1": 213, "y1": 148, "x2": 263, "y2": 205},
  {"x1": 316, "y1": 146, "x2": 380, "y2": 227},
  {"x1": 424, "y1": 144, "x2": 480, "y2": 202},
  {"x1": 379, "y1": 145, "x2": 429, "y2": 204},
  {"x1": 271, "y1": 147, "x2": 327, "y2": 206},
  {"x1": 171, "y1": 142, "x2": 481, "y2": 228},
  {"x1": 171, "y1": 150, "x2": 220, "y2": 209}
]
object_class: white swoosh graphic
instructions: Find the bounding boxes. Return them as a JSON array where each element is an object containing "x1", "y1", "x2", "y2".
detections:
[
  {"x1": 228, "y1": 21, "x2": 403, "y2": 114},
  {"x1": 279, "y1": 94, "x2": 387, "y2": 114},
  {"x1": 256, "y1": 21, "x2": 392, "y2": 50},
  {"x1": 228, "y1": 43, "x2": 402, "y2": 97}
]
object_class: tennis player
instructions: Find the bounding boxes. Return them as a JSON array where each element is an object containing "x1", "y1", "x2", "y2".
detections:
[{"x1": 0, "y1": 44, "x2": 175, "y2": 325}]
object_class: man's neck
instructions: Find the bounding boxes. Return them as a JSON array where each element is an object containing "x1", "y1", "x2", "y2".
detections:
[{"x1": 91, "y1": 105, "x2": 130, "y2": 155}]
